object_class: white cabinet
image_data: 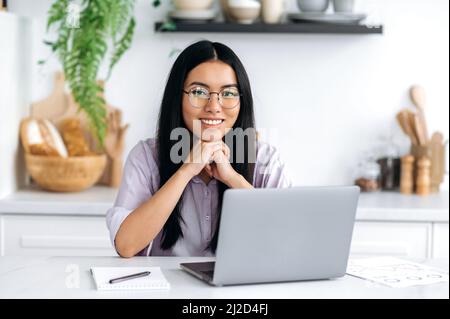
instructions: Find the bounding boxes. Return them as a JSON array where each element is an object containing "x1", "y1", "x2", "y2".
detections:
[
  {"x1": 432, "y1": 223, "x2": 450, "y2": 258},
  {"x1": 350, "y1": 221, "x2": 431, "y2": 258},
  {"x1": 0, "y1": 186, "x2": 118, "y2": 257},
  {"x1": 351, "y1": 192, "x2": 449, "y2": 259},
  {"x1": 0, "y1": 215, "x2": 116, "y2": 256}
]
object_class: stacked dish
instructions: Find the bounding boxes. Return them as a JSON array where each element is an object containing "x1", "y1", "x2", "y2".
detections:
[
  {"x1": 287, "y1": 12, "x2": 367, "y2": 24},
  {"x1": 289, "y1": 0, "x2": 367, "y2": 24},
  {"x1": 170, "y1": 0, "x2": 217, "y2": 22}
]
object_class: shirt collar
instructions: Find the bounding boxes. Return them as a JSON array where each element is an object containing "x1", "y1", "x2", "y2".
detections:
[{"x1": 191, "y1": 175, "x2": 217, "y2": 185}]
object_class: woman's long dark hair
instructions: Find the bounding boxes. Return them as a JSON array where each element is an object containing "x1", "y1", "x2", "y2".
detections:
[{"x1": 156, "y1": 40, "x2": 256, "y2": 253}]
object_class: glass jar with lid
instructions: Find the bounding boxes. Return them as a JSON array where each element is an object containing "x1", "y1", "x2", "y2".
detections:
[{"x1": 354, "y1": 153, "x2": 381, "y2": 192}]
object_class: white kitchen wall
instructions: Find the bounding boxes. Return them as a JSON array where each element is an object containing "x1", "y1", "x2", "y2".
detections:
[
  {"x1": 5, "y1": 0, "x2": 450, "y2": 190},
  {"x1": 0, "y1": 12, "x2": 31, "y2": 197}
]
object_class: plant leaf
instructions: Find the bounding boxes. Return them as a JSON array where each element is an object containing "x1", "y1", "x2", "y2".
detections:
[
  {"x1": 107, "y1": 17, "x2": 135, "y2": 79},
  {"x1": 43, "y1": 0, "x2": 138, "y2": 145}
]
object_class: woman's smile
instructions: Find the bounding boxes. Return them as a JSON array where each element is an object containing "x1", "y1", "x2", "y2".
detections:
[{"x1": 200, "y1": 118, "x2": 225, "y2": 128}]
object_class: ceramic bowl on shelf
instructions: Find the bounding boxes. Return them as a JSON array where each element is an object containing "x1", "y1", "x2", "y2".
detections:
[
  {"x1": 297, "y1": 0, "x2": 330, "y2": 12},
  {"x1": 228, "y1": 0, "x2": 261, "y2": 24},
  {"x1": 332, "y1": 0, "x2": 354, "y2": 13},
  {"x1": 169, "y1": 9, "x2": 217, "y2": 22},
  {"x1": 173, "y1": 0, "x2": 214, "y2": 11}
]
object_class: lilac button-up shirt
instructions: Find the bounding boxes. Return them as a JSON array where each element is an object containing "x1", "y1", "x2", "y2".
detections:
[{"x1": 106, "y1": 138, "x2": 292, "y2": 257}]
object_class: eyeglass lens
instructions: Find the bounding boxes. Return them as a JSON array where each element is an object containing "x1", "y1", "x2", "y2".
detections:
[{"x1": 188, "y1": 87, "x2": 240, "y2": 108}]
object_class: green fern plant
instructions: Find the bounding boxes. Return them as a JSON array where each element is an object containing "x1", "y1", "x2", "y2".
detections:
[{"x1": 43, "y1": 0, "x2": 161, "y2": 145}]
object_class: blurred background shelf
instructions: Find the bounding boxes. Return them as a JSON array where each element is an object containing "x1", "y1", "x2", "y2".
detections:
[{"x1": 154, "y1": 21, "x2": 383, "y2": 34}]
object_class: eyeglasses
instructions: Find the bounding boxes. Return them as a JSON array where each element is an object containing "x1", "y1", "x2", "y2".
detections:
[{"x1": 183, "y1": 86, "x2": 241, "y2": 109}]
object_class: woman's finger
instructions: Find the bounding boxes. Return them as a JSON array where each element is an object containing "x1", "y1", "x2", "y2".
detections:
[
  {"x1": 222, "y1": 142, "x2": 230, "y2": 159},
  {"x1": 203, "y1": 143, "x2": 223, "y2": 162},
  {"x1": 212, "y1": 149, "x2": 227, "y2": 164}
]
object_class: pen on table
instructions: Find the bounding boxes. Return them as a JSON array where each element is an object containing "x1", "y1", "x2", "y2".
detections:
[{"x1": 109, "y1": 271, "x2": 151, "y2": 284}]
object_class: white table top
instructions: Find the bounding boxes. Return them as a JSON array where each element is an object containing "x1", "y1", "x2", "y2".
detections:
[
  {"x1": 0, "y1": 256, "x2": 448, "y2": 299},
  {"x1": 0, "y1": 186, "x2": 448, "y2": 222}
]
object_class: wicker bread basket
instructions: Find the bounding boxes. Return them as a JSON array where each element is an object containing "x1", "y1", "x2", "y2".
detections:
[{"x1": 25, "y1": 153, "x2": 107, "y2": 192}]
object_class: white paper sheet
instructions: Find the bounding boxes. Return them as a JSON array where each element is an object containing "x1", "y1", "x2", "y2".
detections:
[{"x1": 346, "y1": 257, "x2": 449, "y2": 288}]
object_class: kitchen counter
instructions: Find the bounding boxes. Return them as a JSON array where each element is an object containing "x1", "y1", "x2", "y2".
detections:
[
  {"x1": 0, "y1": 256, "x2": 447, "y2": 299},
  {"x1": 0, "y1": 186, "x2": 448, "y2": 222},
  {"x1": 0, "y1": 185, "x2": 117, "y2": 216},
  {"x1": 356, "y1": 191, "x2": 449, "y2": 222},
  {"x1": 0, "y1": 186, "x2": 447, "y2": 258}
]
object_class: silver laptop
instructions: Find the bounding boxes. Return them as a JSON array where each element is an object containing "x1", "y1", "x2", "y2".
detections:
[{"x1": 180, "y1": 186, "x2": 360, "y2": 286}]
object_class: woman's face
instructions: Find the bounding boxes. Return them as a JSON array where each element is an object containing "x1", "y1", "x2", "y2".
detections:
[{"x1": 182, "y1": 60, "x2": 241, "y2": 141}]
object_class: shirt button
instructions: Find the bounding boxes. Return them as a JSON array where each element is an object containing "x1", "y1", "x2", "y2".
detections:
[
  {"x1": 205, "y1": 190, "x2": 209, "y2": 196},
  {"x1": 206, "y1": 215, "x2": 210, "y2": 221}
]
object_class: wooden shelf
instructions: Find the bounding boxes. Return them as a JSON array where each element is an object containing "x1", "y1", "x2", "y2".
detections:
[{"x1": 154, "y1": 21, "x2": 383, "y2": 34}]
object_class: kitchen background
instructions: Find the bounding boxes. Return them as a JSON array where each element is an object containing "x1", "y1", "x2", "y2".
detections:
[
  {"x1": 0, "y1": 0, "x2": 448, "y2": 261},
  {"x1": 1, "y1": 0, "x2": 449, "y2": 196}
]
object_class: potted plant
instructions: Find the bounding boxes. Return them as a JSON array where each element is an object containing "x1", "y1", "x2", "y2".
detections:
[{"x1": 41, "y1": 0, "x2": 162, "y2": 145}]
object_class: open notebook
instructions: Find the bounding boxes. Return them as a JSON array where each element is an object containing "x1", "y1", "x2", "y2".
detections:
[{"x1": 90, "y1": 267, "x2": 170, "y2": 290}]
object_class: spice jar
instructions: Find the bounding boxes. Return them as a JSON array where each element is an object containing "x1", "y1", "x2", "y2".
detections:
[
  {"x1": 354, "y1": 156, "x2": 381, "y2": 192},
  {"x1": 376, "y1": 142, "x2": 401, "y2": 191}
]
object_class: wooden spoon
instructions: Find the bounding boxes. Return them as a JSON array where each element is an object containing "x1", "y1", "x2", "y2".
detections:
[
  {"x1": 410, "y1": 85, "x2": 429, "y2": 143},
  {"x1": 396, "y1": 109, "x2": 418, "y2": 145},
  {"x1": 406, "y1": 109, "x2": 422, "y2": 145},
  {"x1": 413, "y1": 112, "x2": 427, "y2": 146}
]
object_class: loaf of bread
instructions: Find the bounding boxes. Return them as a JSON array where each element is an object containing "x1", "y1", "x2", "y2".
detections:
[
  {"x1": 20, "y1": 117, "x2": 68, "y2": 157},
  {"x1": 28, "y1": 143, "x2": 60, "y2": 156},
  {"x1": 59, "y1": 118, "x2": 95, "y2": 156}
]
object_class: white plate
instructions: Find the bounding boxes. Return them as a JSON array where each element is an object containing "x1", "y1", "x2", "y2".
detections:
[
  {"x1": 288, "y1": 12, "x2": 367, "y2": 24},
  {"x1": 169, "y1": 9, "x2": 217, "y2": 21}
]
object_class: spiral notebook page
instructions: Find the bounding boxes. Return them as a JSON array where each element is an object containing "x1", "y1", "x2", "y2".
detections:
[{"x1": 91, "y1": 267, "x2": 170, "y2": 290}]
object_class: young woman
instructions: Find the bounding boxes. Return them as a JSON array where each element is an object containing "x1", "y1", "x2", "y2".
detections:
[{"x1": 106, "y1": 40, "x2": 291, "y2": 258}]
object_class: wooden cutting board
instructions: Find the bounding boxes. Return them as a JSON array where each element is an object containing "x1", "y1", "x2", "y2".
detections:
[
  {"x1": 430, "y1": 132, "x2": 446, "y2": 193},
  {"x1": 31, "y1": 72, "x2": 68, "y2": 122}
]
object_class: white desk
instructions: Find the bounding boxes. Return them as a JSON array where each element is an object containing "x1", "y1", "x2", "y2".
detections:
[{"x1": 0, "y1": 256, "x2": 448, "y2": 299}]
